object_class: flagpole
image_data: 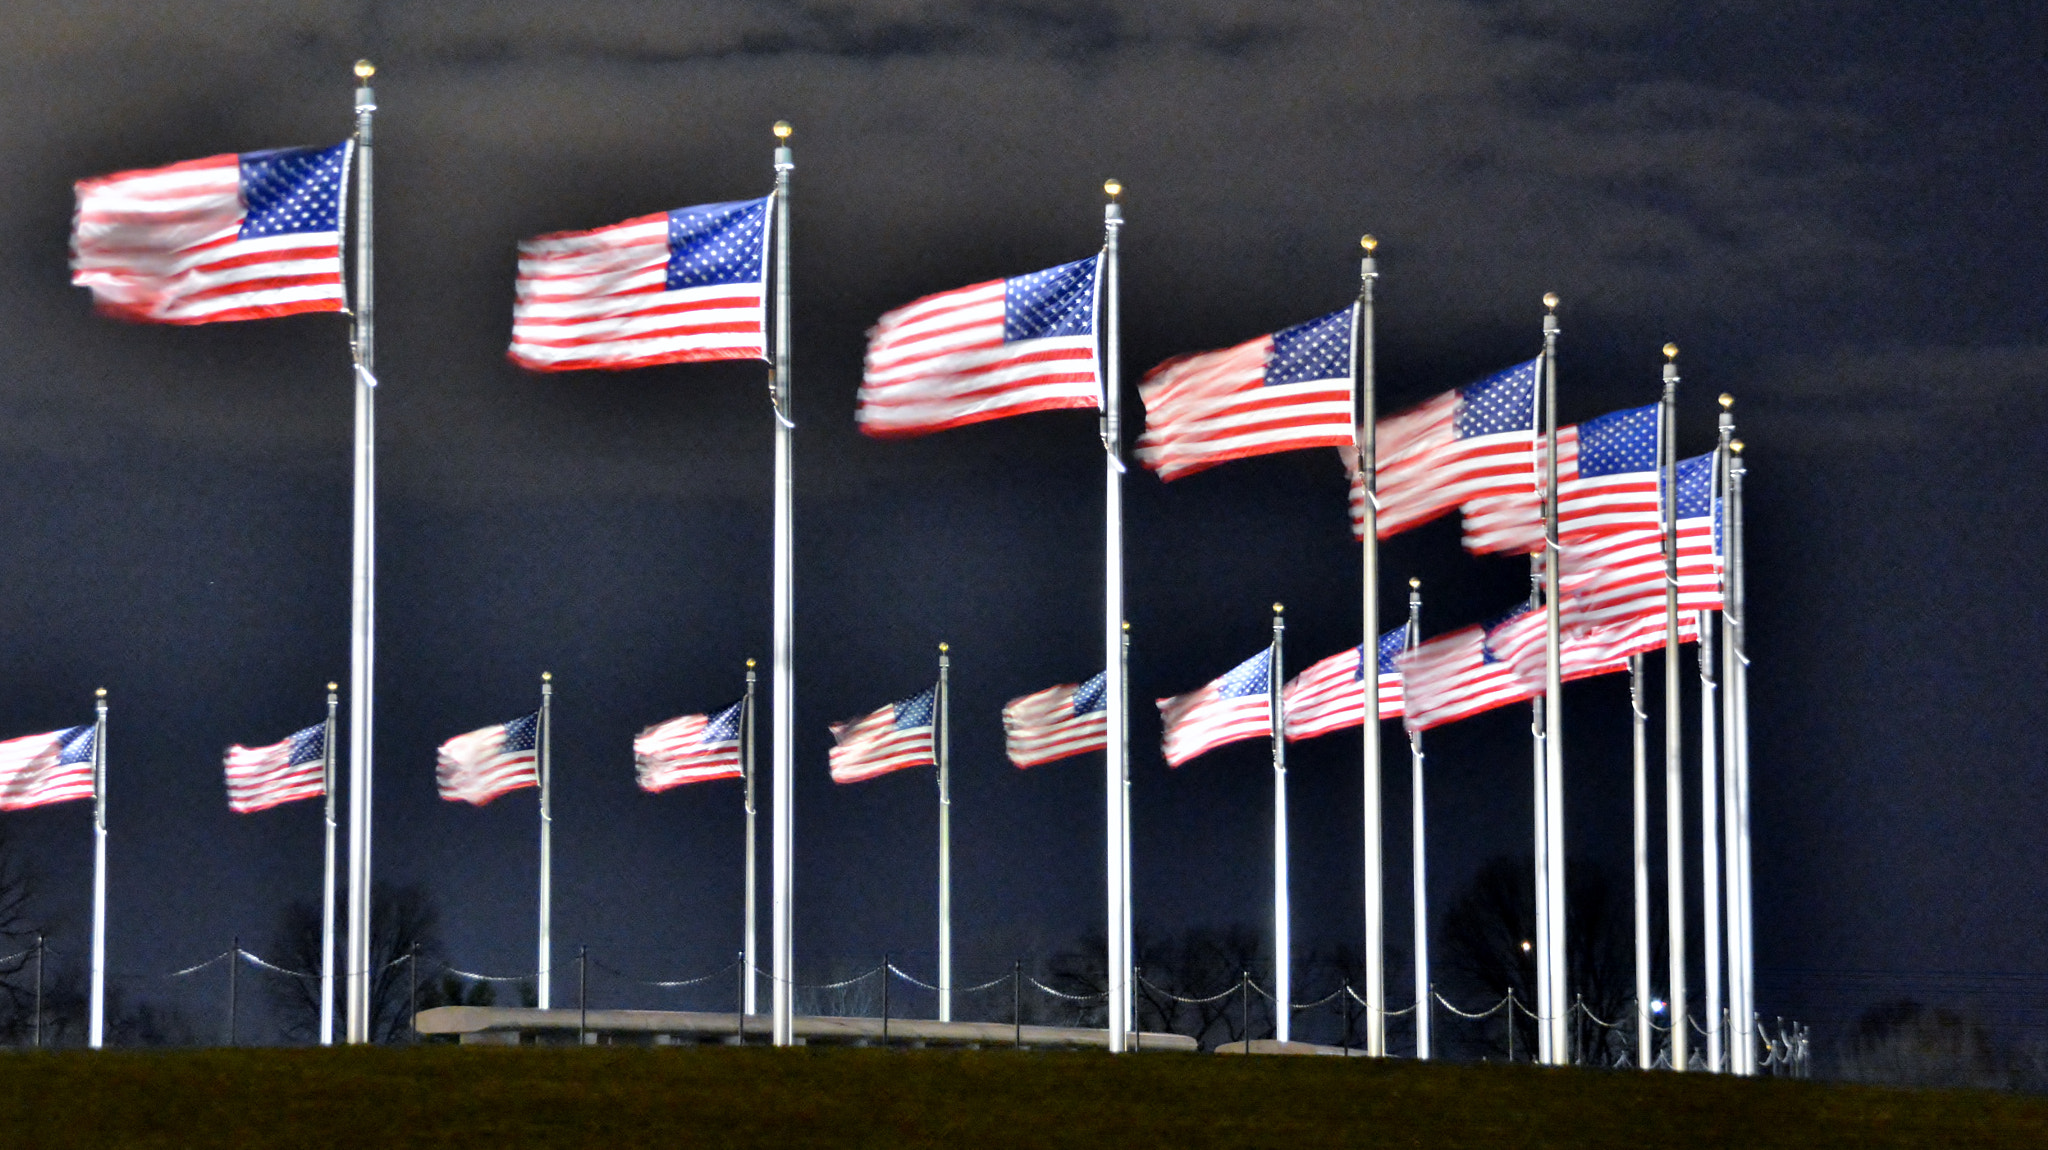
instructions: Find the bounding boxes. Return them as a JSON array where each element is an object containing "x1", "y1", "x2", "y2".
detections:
[
  {"x1": 1270, "y1": 604, "x2": 1290, "y2": 1045},
  {"x1": 1660, "y1": 344, "x2": 1687, "y2": 1071},
  {"x1": 769, "y1": 120, "x2": 797, "y2": 1049},
  {"x1": 88, "y1": 687, "x2": 107, "y2": 1049},
  {"x1": 1529, "y1": 556, "x2": 1551, "y2": 1065},
  {"x1": 1406, "y1": 578, "x2": 1429, "y2": 1059},
  {"x1": 1729, "y1": 432, "x2": 1755, "y2": 1074},
  {"x1": 1699, "y1": 608, "x2": 1722, "y2": 1071},
  {"x1": 321, "y1": 681, "x2": 339, "y2": 1046},
  {"x1": 1101, "y1": 178, "x2": 1129, "y2": 1054},
  {"x1": 344, "y1": 58, "x2": 378, "y2": 1046},
  {"x1": 537, "y1": 672, "x2": 553, "y2": 1010},
  {"x1": 1355, "y1": 235, "x2": 1386, "y2": 1057},
  {"x1": 937, "y1": 642, "x2": 952, "y2": 1024},
  {"x1": 1540, "y1": 291, "x2": 1567, "y2": 1065},
  {"x1": 1714, "y1": 401, "x2": 1742, "y2": 1073},
  {"x1": 743, "y1": 659, "x2": 759, "y2": 1017},
  {"x1": 1630, "y1": 653, "x2": 1652, "y2": 1067}
]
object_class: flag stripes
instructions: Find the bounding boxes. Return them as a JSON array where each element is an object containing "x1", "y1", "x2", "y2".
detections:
[
  {"x1": 635, "y1": 702, "x2": 745, "y2": 791},
  {"x1": 1158, "y1": 648, "x2": 1274, "y2": 767},
  {"x1": 829, "y1": 688, "x2": 937, "y2": 783},
  {"x1": 71, "y1": 144, "x2": 351, "y2": 324},
  {"x1": 1350, "y1": 358, "x2": 1542, "y2": 540},
  {"x1": 1283, "y1": 627, "x2": 1406, "y2": 741},
  {"x1": 1136, "y1": 308, "x2": 1355, "y2": 481}
]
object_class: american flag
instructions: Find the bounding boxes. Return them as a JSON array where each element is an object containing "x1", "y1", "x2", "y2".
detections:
[
  {"x1": 1398, "y1": 609, "x2": 1544, "y2": 732},
  {"x1": 1135, "y1": 308, "x2": 1356, "y2": 481},
  {"x1": 858, "y1": 257, "x2": 1101, "y2": 437},
  {"x1": 635, "y1": 701, "x2": 745, "y2": 792},
  {"x1": 0, "y1": 725, "x2": 96, "y2": 810},
  {"x1": 1157, "y1": 648, "x2": 1275, "y2": 768},
  {"x1": 1282, "y1": 627, "x2": 1407, "y2": 742},
  {"x1": 223, "y1": 723, "x2": 326, "y2": 814},
  {"x1": 70, "y1": 142, "x2": 350, "y2": 324},
  {"x1": 829, "y1": 688, "x2": 937, "y2": 784},
  {"x1": 1350, "y1": 358, "x2": 1542, "y2": 540},
  {"x1": 1459, "y1": 403, "x2": 1664, "y2": 556},
  {"x1": 1002, "y1": 673, "x2": 1108, "y2": 768},
  {"x1": 509, "y1": 197, "x2": 770, "y2": 372},
  {"x1": 1561, "y1": 451, "x2": 1724, "y2": 629},
  {"x1": 436, "y1": 713, "x2": 540, "y2": 806}
]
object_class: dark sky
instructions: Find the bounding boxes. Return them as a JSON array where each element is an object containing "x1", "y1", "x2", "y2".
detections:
[{"x1": 1, "y1": 2, "x2": 2043, "y2": 1050}]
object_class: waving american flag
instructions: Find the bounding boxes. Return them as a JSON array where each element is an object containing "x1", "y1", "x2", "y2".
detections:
[
  {"x1": 1158, "y1": 648, "x2": 1276, "y2": 768},
  {"x1": 1002, "y1": 673, "x2": 1108, "y2": 768},
  {"x1": 1136, "y1": 308, "x2": 1356, "y2": 481},
  {"x1": 0, "y1": 725, "x2": 96, "y2": 810},
  {"x1": 509, "y1": 197, "x2": 770, "y2": 371},
  {"x1": 224, "y1": 723, "x2": 327, "y2": 814},
  {"x1": 436, "y1": 713, "x2": 540, "y2": 806},
  {"x1": 1349, "y1": 358, "x2": 1542, "y2": 540},
  {"x1": 635, "y1": 701, "x2": 745, "y2": 792},
  {"x1": 859, "y1": 257, "x2": 1101, "y2": 437},
  {"x1": 71, "y1": 142, "x2": 350, "y2": 324},
  {"x1": 829, "y1": 688, "x2": 937, "y2": 784},
  {"x1": 1283, "y1": 626, "x2": 1407, "y2": 742}
]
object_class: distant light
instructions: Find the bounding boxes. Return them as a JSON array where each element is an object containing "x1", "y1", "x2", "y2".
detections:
[
  {"x1": 1650, "y1": 998, "x2": 1667, "y2": 1014},
  {"x1": 1519, "y1": 940, "x2": 1532, "y2": 953}
]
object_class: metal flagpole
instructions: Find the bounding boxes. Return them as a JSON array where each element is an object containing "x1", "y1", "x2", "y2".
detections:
[
  {"x1": 937, "y1": 642, "x2": 952, "y2": 1023},
  {"x1": 1529, "y1": 556, "x2": 1552, "y2": 1065},
  {"x1": 344, "y1": 59, "x2": 378, "y2": 1045},
  {"x1": 1355, "y1": 235, "x2": 1386, "y2": 1056},
  {"x1": 743, "y1": 659, "x2": 759, "y2": 1016},
  {"x1": 1630, "y1": 654, "x2": 1652, "y2": 1067},
  {"x1": 1716, "y1": 398, "x2": 1747, "y2": 1073},
  {"x1": 321, "y1": 682, "x2": 339, "y2": 1046},
  {"x1": 537, "y1": 672, "x2": 553, "y2": 1010},
  {"x1": 1406, "y1": 578, "x2": 1429, "y2": 1059},
  {"x1": 1730, "y1": 432, "x2": 1756, "y2": 1074},
  {"x1": 1270, "y1": 604, "x2": 1290, "y2": 1045},
  {"x1": 1660, "y1": 343, "x2": 1687, "y2": 1071},
  {"x1": 1699, "y1": 609, "x2": 1722, "y2": 1072},
  {"x1": 1541, "y1": 294, "x2": 1569, "y2": 1065},
  {"x1": 1101, "y1": 178, "x2": 1129, "y2": 1054},
  {"x1": 88, "y1": 687, "x2": 108, "y2": 1048},
  {"x1": 769, "y1": 120, "x2": 797, "y2": 1048}
]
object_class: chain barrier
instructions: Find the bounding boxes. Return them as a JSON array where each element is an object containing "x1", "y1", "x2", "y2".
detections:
[
  {"x1": 588, "y1": 956, "x2": 739, "y2": 989},
  {"x1": 1432, "y1": 990, "x2": 1512, "y2": 1020},
  {"x1": 236, "y1": 950, "x2": 317, "y2": 979},
  {"x1": 1028, "y1": 976, "x2": 1109, "y2": 1002},
  {"x1": 443, "y1": 963, "x2": 549, "y2": 984},
  {"x1": 885, "y1": 964, "x2": 1013, "y2": 995},
  {"x1": 744, "y1": 963, "x2": 886, "y2": 992},
  {"x1": 1136, "y1": 972, "x2": 1238, "y2": 1006},
  {"x1": 0, "y1": 945, "x2": 36, "y2": 967},
  {"x1": 162, "y1": 951, "x2": 234, "y2": 979}
]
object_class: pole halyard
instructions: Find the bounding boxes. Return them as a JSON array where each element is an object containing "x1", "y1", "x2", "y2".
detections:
[
  {"x1": 1540, "y1": 294, "x2": 1568, "y2": 1064},
  {"x1": 937, "y1": 642, "x2": 952, "y2": 1024},
  {"x1": 88, "y1": 688, "x2": 107, "y2": 1048},
  {"x1": 1407, "y1": 578, "x2": 1429, "y2": 1059},
  {"x1": 1631, "y1": 654, "x2": 1653, "y2": 1068},
  {"x1": 538, "y1": 672, "x2": 553, "y2": 1010},
  {"x1": 743, "y1": 659, "x2": 759, "y2": 1017},
  {"x1": 1270, "y1": 604, "x2": 1290, "y2": 1045},
  {"x1": 1700, "y1": 608, "x2": 1722, "y2": 1071},
  {"x1": 322, "y1": 682, "x2": 339, "y2": 1046}
]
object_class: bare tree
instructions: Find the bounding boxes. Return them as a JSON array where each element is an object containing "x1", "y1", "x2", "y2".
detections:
[{"x1": 266, "y1": 880, "x2": 443, "y2": 1044}]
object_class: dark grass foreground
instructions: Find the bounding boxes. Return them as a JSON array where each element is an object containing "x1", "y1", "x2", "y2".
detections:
[{"x1": 3, "y1": 1046, "x2": 2045, "y2": 1149}]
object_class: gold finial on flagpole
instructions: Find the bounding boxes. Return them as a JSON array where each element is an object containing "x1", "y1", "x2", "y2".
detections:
[
  {"x1": 1730, "y1": 439, "x2": 1744, "y2": 455},
  {"x1": 1272, "y1": 602, "x2": 1284, "y2": 615},
  {"x1": 354, "y1": 60, "x2": 375, "y2": 81},
  {"x1": 1664, "y1": 343, "x2": 1680, "y2": 361},
  {"x1": 327, "y1": 682, "x2": 339, "y2": 692},
  {"x1": 1122, "y1": 620, "x2": 1131, "y2": 633},
  {"x1": 541, "y1": 671, "x2": 552, "y2": 682},
  {"x1": 938, "y1": 642, "x2": 949, "y2": 654},
  {"x1": 747, "y1": 658, "x2": 757, "y2": 669},
  {"x1": 1410, "y1": 577, "x2": 1421, "y2": 589},
  {"x1": 1103, "y1": 179, "x2": 1122, "y2": 199},
  {"x1": 1361, "y1": 235, "x2": 1378, "y2": 253},
  {"x1": 1543, "y1": 292, "x2": 1559, "y2": 312},
  {"x1": 773, "y1": 121, "x2": 792, "y2": 140},
  {"x1": 1720, "y1": 393, "x2": 1735, "y2": 410},
  {"x1": 95, "y1": 687, "x2": 106, "y2": 699}
]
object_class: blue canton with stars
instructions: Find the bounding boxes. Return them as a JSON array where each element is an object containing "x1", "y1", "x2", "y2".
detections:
[
  {"x1": 1673, "y1": 452, "x2": 1714, "y2": 517},
  {"x1": 666, "y1": 198, "x2": 770, "y2": 290},
  {"x1": 893, "y1": 687, "x2": 937, "y2": 730},
  {"x1": 703, "y1": 700, "x2": 745, "y2": 743},
  {"x1": 1577, "y1": 404, "x2": 1660, "y2": 478},
  {"x1": 1072, "y1": 672, "x2": 1108, "y2": 717},
  {"x1": 1479, "y1": 606, "x2": 1539, "y2": 664},
  {"x1": 287, "y1": 723, "x2": 326, "y2": 767},
  {"x1": 1455, "y1": 358, "x2": 1541, "y2": 439},
  {"x1": 1216, "y1": 649, "x2": 1272, "y2": 699},
  {"x1": 1003, "y1": 256, "x2": 1098, "y2": 342},
  {"x1": 1265, "y1": 308, "x2": 1352, "y2": 387},
  {"x1": 1370, "y1": 626, "x2": 1408, "y2": 679},
  {"x1": 238, "y1": 143, "x2": 349, "y2": 239},
  {"x1": 56, "y1": 725, "x2": 95, "y2": 766},
  {"x1": 500, "y1": 712, "x2": 540, "y2": 754}
]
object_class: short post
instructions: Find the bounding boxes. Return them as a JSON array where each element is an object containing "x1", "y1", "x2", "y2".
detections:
[
  {"x1": 881, "y1": 954, "x2": 890, "y2": 1042},
  {"x1": 228, "y1": 935, "x2": 240, "y2": 1047},
  {"x1": 409, "y1": 940, "x2": 420, "y2": 1043},
  {"x1": 1341, "y1": 979, "x2": 1351, "y2": 1055},
  {"x1": 1507, "y1": 990, "x2": 1516, "y2": 1062},
  {"x1": 1013, "y1": 960, "x2": 1022, "y2": 1048},
  {"x1": 1240, "y1": 970, "x2": 1250, "y2": 1053},
  {"x1": 737, "y1": 950, "x2": 747, "y2": 1043},
  {"x1": 1132, "y1": 965, "x2": 1143, "y2": 1052},
  {"x1": 578, "y1": 944, "x2": 589, "y2": 1046},
  {"x1": 34, "y1": 932, "x2": 44, "y2": 1049}
]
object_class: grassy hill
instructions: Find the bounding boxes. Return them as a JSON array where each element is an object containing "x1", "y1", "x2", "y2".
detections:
[{"x1": 3, "y1": 1045, "x2": 2044, "y2": 1148}]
